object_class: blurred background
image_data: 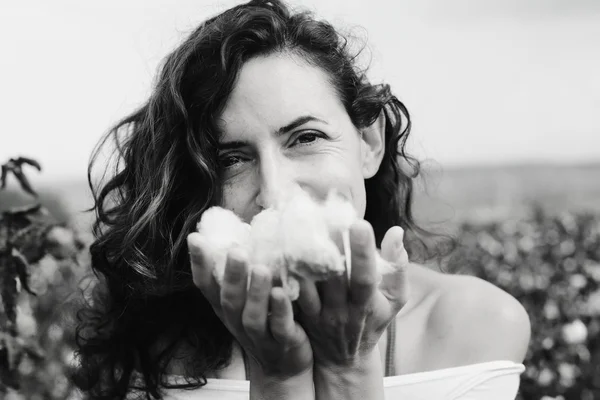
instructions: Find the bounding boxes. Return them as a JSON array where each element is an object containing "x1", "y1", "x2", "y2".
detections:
[{"x1": 0, "y1": 0, "x2": 599, "y2": 399}]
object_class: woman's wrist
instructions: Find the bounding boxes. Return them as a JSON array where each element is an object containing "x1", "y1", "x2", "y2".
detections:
[
  {"x1": 249, "y1": 363, "x2": 315, "y2": 400},
  {"x1": 313, "y1": 347, "x2": 384, "y2": 400}
]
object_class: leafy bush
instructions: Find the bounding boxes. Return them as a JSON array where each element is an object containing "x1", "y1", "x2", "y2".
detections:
[
  {"x1": 1, "y1": 158, "x2": 90, "y2": 400},
  {"x1": 447, "y1": 206, "x2": 600, "y2": 400}
]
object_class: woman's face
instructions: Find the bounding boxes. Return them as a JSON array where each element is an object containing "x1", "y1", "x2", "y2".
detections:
[{"x1": 216, "y1": 53, "x2": 383, "y2": 223}]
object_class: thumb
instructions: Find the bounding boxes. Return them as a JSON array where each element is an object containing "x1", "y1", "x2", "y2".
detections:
[{"x1": 378, "y1": 226, "x2": 410, "y2": 309}]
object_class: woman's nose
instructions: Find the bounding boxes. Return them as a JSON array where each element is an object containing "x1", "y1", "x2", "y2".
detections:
[{"x1": 255, "y1": 151, "x2": 294, "y2": 210}]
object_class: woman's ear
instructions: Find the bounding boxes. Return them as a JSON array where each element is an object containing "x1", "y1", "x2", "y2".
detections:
[{"x1": 360, "y1": 110, "x2": 386, "y2": 179}]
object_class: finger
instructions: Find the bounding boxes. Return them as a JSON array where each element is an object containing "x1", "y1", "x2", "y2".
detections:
[
  {"x1": 321, "y1": 273, "x2": 348, "y2": 311},
  {"x1": 296, "y1": 276, "x2": 321, "y2": 317},
  {"x1": 345, "y1": 313, "x2": 366, "y2": 355},
  {"x1": 380, "y1": 226, "x2": 410, "y2": 310},
  {"x1": 269, "y1": 287, "x2": 300, "y2": 344},
  {"x1": 188, "y1": 233, "x2": 222, "y2": 308},
  {"x1": 220, "y1": 247, "x2": 249, "y2": 330},
  {"x1": 242, "y1": 265, "x2": 272, "y2": 340},
  {"x1": 349, "y1": 220, "x2": 378, "y2": 307}
]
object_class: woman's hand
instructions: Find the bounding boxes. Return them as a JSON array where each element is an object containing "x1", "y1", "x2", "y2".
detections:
[
  {"x1": 187, "y1": 233, "x2": 313, "y2": 386},
  {"x1": 295, "y1": 221, "x2": 409, "y2": 399}
]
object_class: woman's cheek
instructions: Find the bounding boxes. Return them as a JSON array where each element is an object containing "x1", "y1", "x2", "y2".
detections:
[
  {"x1": 300, "y1": 155, "x2": 362, "y2": 204},
  {"x1": 221, "y1": 178, "x2": 252, "y2": 216}
]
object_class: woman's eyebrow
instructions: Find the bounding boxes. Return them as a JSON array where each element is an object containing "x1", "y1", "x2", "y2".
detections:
[
  {"x1": 277, "y1": 115, "x2": 327, "y2": 135},
  {"x1": 218, "y1": 140, "x2": 247, "y2": 151}
]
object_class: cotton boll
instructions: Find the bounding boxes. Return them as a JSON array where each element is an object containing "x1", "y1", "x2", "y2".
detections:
[
  {"x1": 321, "y1": 189, "x2": 357, "y2": 234},
  {"x1": 197, "y1": 207, "x2": 251, "y2": 249},
  {"x1": 197, "y1": 206, "x2": 251, "y2": 282},
  {"x1": 250, "y1": 208, "x2": 303, "y2": 300},
  {"x1": 320, "y1": 190, "x2": 357, "y2": 278},
  {"x1": 562, "y1": 319, "x2": 587, "y2": 344},
  {"x1": 279, "y1": 190, "x2": 345, "y2": 280},
  {"x1": 196, "y1": 208, "x2": 250, "y2": 247},
  {"x1": 250, "y1": 208, "x2": 286, "y2": 276}
]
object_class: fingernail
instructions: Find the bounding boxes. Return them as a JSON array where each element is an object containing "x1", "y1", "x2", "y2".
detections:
[
  {"x1": 394, "y1": 242, "x2": 409, "y2": 265},
  {"x1": 251, "y1": 265, "x2": 271, "y2": 285},
  {"x1": 399, "y1": 227, "x2": 405, "y2": 239},
  {"x1": 228, "y1": 246, "x2": 248, "y2": 262},
  {"x1": 395, "y1": 228, "x2": 405, "y2": 247},
  {"x1": 225, "y1": 260, "x2": 245, "y2": 283}
]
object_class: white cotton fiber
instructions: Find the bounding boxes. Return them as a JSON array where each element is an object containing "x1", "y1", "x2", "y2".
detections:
[
  {"x1": 195, "y1": 189, "x2": 402, "y2": 300},
  {"x1": 249, "y1": 207, "x2": 284, "y2": 269},
  {"x1": 249, "y1": 208, "x2": 302, "y2": 298},
  {"x1": 278, "y1": 190, "x2": 345, "y2": 280},
  {"x1": 321, "y1": 189, "x2": 357, "y2": 235},
  {"x1": 196, "y1": 206, "x2": 251, "y2": 283}
]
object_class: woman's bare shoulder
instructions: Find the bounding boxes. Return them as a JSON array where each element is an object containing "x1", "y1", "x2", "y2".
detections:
[{"x1": 406, "y1": 264, "x2": 531, "y2": 365}]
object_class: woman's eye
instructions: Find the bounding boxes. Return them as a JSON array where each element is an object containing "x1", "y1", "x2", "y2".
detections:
[
  {"x1": 292, "y1": 132, "x2": 324, "y2": 146},
  {"x1": 219, "y1": 154, "x2": 245, "y2": 168}
]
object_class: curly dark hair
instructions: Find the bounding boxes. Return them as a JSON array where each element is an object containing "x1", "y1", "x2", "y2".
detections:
[{"x1": 73, "y1": 1, "x2": 453, "y2": 399}]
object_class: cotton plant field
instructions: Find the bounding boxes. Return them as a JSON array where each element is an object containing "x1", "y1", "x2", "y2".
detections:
[{"x1": 1, "y1": 160, "x2": 599, "y2": 399}]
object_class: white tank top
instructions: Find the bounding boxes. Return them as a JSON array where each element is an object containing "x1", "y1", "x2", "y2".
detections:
[{"x1": 161, "y1": 360, "x2": 525, "y2": 400}]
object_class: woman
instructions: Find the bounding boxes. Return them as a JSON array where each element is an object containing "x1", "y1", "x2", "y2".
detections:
[{"x1": 75, "y1": 1, "x2": 531, "y2": 399}]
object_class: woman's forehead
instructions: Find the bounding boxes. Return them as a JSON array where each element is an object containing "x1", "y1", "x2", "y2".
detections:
[{"x1": 218, "y1": 53, "x2": 344, "y2": 136}]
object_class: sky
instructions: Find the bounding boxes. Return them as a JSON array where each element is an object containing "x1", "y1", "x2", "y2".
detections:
[{"x1": 1, "y1": 0, "x2": 599, "y2": 182}]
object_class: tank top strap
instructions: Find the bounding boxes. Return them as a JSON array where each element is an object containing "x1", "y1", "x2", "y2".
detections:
[{"x1": 385, "y1": 317, "x2": 397, "y2": 377}]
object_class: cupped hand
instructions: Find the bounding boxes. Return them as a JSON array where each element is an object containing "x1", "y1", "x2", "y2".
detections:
[
  {"x1": 187, "y1": 232, "x2": 313, "y2": 378},
  {"x1": 295, "y1": 220, "x2": 410, "y2": 368}
]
